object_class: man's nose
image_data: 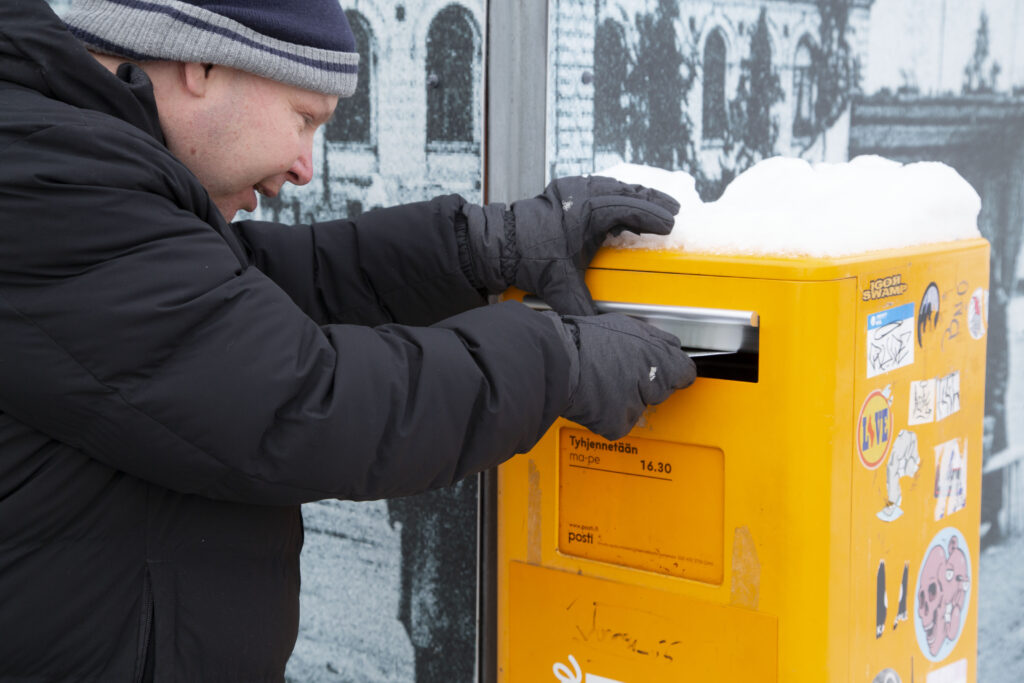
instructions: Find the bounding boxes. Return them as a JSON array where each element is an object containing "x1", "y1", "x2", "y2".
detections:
[{"x1": 286, "y1": 148, "x2": 314, "y2": 186}]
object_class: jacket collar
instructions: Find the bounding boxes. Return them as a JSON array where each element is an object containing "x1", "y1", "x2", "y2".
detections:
[{"x1": 0, "y1": 0, "x2": 165, "y2": 144}]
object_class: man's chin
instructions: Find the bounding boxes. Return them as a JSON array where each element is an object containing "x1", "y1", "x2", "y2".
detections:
[
  {"x1": 214, "y1": 187, "x2": 262, "y2": 222},
  {"x1": 212, "y1": 198, "x2": 245, "y2": 223},
  {"x1": 214, "y1": 205, "x2": 237, "y2": 222}
]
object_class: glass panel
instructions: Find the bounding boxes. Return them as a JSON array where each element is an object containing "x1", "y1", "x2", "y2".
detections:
[
  {"x1": 255, "y1": 4, "x2": 484, "y2": 225},
  {"x1": 282, "y1": 3, "x2": 487, "y2": 680},
  {"x1": 325, "y1": 11, "x2": 373, "y2": 145},
  {"x1": 702, "y1": 30, "x2": 727, "y2": 140},
  {"x1": 792, "y1": 37, "x2": 816, "y2": 138},
  {"x1": 427, "y1": 5, "x2": 478, "y2": 146},
  {"x1": 594, "y1": 20, "x2": 628, "y2": 158}
]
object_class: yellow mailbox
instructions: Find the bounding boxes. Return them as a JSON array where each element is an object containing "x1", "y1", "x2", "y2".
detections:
[{"x1": 498, "y1": 240, "x2": 989, "y2": 682}]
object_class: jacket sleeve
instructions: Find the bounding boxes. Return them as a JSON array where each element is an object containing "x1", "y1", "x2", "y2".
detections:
[
  {"x1": 0, "y1": 122, "x2": 571, "y2": 504},
  {"x1": 231, "y1": 197, "x2": 486, "y2": 327}
]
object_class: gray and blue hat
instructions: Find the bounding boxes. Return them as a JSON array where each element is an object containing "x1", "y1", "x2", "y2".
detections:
[{"x1": 63, "y1": 0, "x2": 359, "y2": 97}]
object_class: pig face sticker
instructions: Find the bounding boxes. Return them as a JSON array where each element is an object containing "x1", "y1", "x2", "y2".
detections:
[{"x1": 915, "y1": 528, "x2": 972, "y2": 661}]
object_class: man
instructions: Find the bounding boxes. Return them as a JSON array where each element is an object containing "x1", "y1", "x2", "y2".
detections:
[{"x1": 0, "y1": 0, "x2": 696, "y2": 680}]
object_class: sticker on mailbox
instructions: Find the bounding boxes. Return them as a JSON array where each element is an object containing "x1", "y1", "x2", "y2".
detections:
[
  {"x1": 894, "y1": 561, "x2": 910, "y2": 631},
  {"x1": 872, "y1": 670, "x2": 902, "y2": 683},
  {"x1": 927, "y1": 659, "x2": 967, "y2": 683},
  {"x1": 909, "y1": 379, "x2": 937, "y2": 425},
  {"x1": 858, "y1": 387, "x2": 894, "y2": 470},
  {"x1": 876, "y1": 560, "x2": 887, "y2": 639},
  {"x1": 863, "y1": 273, "x2": 909, "y2": 301},
  {"x1": 936, "y1": 371, "x2": 961, "y2": 421},
  {"x1": 553, "y1": 654, "x2": 625, "y2": 683},
  {"x1": 915, "y1": 527, "x2": 971, "y2": 662},
  {"x1": 934, "y1": 438, "x2": 967, "y2": 521},
  {"x1": 918, "y1": 282, "x2": 941, "y2": 348},
  {"x1": 968, "y1": 288, "x2": 987, "y2": 340},
  {"x1": 868, "y1": 303, "x2": 915, "y2": 378},
  {"x1": 877, "y1": 430, "x2": 920, "y2": 522}
]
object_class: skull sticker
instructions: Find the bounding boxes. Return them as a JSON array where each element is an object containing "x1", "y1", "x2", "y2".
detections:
[{"x1": 914, "y1": 528, "x2": 972, "y2": 662}]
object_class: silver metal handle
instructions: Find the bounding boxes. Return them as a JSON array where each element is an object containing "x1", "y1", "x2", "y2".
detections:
[{"x1": 521, "y1": 296, "x2": 759, "y2": 355}]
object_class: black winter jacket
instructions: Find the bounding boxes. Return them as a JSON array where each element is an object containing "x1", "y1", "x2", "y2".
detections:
[{"x1": 0, "y1": 2, "x2": 570, "y2": 680}]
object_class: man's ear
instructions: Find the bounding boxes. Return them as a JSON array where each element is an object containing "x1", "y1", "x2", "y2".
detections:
[{"x1": 180, "y1": 62, "x2": 214, "y2": 97}]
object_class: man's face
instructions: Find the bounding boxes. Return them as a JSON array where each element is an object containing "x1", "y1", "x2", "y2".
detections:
[{"x1": 165, "y1": 66, "x2": 338, "y2": 221}]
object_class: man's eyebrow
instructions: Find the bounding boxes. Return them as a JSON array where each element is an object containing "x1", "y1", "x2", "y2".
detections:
[
  {"x1": 318, "y1": 100, "x2": 338, "y2": 124},
  {"x1": 314, "y1": 108, "x2": 334, "y2": 125},
  {"x1": 300, "y1": 100, "x2": 336, "y2": 126}
]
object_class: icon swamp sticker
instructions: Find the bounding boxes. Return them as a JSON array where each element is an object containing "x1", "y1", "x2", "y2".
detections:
[
  {"x1": 915, "y1": 528, "x2": 971, "y2": 662},
  {"x1": 858, "y1": 387, "x2": 894, "y2": 470},
  {"x1": 868, "y1": 303, "x2": 915, "y2": 378},
  {"x1": 863, "y1": 273, "x2": 909, "y2": 302}
]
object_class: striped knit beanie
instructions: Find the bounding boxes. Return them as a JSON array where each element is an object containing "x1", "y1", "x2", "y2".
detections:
[{"x1": 63, "y1": 0, "x2": 358, "y2": 97}]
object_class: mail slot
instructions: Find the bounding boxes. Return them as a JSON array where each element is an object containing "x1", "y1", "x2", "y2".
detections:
[
  {"x1": 523, "y1": 296, "x2": 760, "y2": 382},
  {"x1": 498, "y1": 241, "x2": 988, "y2": 682}
]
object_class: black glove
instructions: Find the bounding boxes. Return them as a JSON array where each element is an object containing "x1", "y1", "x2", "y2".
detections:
[
  {"x1": 460, "y1": 176, "x2": 679, "y2": 315},
  {"x1": 543, "y1": 311, "x2": 696, "y2": 440}
]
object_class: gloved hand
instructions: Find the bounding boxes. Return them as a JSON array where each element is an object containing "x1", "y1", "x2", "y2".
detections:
[
  {"x1": 460, "y1": 176, "x2": 679, "y2": 315},
  {"x1": 542, "y1": 311, "x2": 696, "y2": 440}
]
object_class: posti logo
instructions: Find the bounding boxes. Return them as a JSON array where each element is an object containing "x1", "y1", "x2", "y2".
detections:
[
  {"x1": 858, "y1": 388, "x2": 894, "y2": 469},
  {"x1": 552, "y1": 655, "x2": 625, "y2": 683}
]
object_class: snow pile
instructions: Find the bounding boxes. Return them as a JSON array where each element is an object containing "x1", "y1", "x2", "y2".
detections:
[{"x1": 599, "y1": 156, "x2": 982, "y2": 257}]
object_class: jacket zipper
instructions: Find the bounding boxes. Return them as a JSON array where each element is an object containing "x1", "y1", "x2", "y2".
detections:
[{"x1": 133, "y1": 570, "x2": 154, "y2": 683}]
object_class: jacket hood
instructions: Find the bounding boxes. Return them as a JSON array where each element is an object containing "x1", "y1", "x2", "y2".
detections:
[{"x1": 0, "y1": 0, "x2": 164, "y2": 142}]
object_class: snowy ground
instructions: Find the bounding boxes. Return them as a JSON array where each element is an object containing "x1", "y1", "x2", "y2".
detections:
[
  {"x1": 978, "y1": 538, "x2": 1024, "y2": 681},
  {"x1": 978, "y1": 295, "x2": 1024, "y2": 683},
  {"x1": 285, "y1": 500, "x2": 414, "y2": 683}
]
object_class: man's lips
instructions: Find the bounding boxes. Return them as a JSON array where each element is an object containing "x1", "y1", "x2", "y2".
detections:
[
  {"x1": 254, "y1": 183, "x2": 280, "y2": 199},
  {"x1": 239, "y1": 183, "x2": 282, "y2": 214},
  {"x1": 243, "y1": 187, "x2": 258, "y2": 212}
]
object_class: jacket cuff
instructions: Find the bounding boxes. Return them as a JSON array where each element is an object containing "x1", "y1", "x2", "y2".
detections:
[
  {"x1": 454, "y1": 209, "x2": 485, "y2": 290},
  {"x1": 462, "y1": 202, "x2": 517, "y2": 294}
]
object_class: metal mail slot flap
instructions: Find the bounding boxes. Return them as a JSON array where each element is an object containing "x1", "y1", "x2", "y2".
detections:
[{"x1": 522, "y1": 296, "x2": 760, "y2": 382}]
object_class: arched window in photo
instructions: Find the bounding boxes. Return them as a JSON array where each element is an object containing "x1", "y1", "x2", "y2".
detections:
[
  {"x1": 792, "y1": 36, "x2": 816, "y2": 138},
  {"x1": 702, "y1": 29, "x2": 727, "y2": 140},
  {"x1": 594, "y1": 19, "x2": 629, "y2": 157},
  {"x1": 426, "y1": 5, "x2": 479, "y2": 147},
  {"x1": 326, "y1": 11, "x2": 374, "y2": 145}
]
